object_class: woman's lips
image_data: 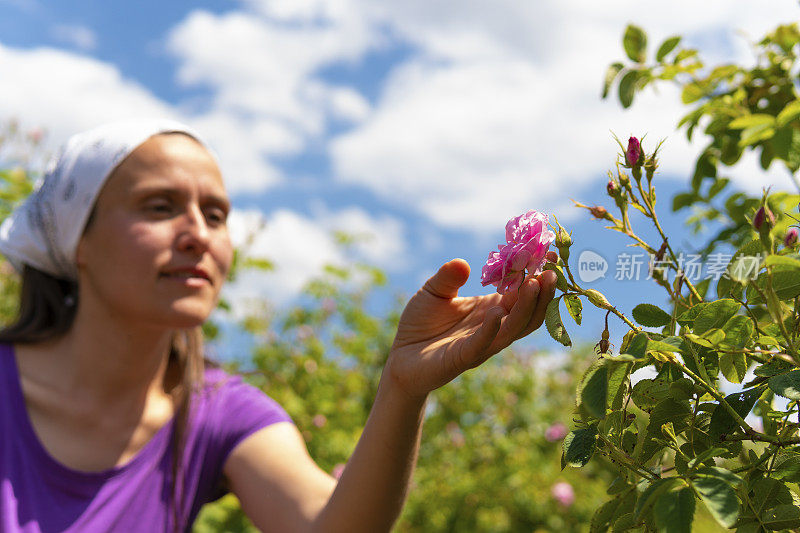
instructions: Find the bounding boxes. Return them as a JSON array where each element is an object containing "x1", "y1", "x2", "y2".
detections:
[{"x1": 160, "y1": 267, "x2": 212, "y2": 286}]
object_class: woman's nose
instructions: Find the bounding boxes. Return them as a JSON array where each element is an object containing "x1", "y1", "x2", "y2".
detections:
[{"x1": 176, "y1": 205, "x2": 211, "y2": 254}]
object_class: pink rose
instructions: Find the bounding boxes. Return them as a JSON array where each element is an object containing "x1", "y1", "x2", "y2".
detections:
[
  {"x1": 312, "y1": 414, "x2": 327, "y2": 428},
  {"x1": 544, "y1": 422, "x2": 568, "y2": 442},
  {"x1": 551, "y1": 481, "x2": 575, "y2": 507},
  {"x1": 481, "y1": 210, "x2": 554, "y2": 294}
]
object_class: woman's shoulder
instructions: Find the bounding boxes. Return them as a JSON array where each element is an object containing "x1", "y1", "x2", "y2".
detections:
[
  {"x1": 197, "y1": 365, "x2": 290, "y2": 421},
  {"x1": 192, "y1": 365, "x2": 292, "y2": 459}
]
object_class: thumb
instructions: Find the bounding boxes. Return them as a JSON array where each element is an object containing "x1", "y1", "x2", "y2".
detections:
[{"x1": 423, "y1": 258, "x2": 471, "y2": 299}]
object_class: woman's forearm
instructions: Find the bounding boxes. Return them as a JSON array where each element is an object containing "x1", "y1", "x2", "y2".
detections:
[{"x1": 312, "y1": 368, "x2": 428, "y2": 533}]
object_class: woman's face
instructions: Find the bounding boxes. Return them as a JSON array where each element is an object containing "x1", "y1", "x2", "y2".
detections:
[{"x1": 76, "y1": 133, "x2": 233, "y2": 329}]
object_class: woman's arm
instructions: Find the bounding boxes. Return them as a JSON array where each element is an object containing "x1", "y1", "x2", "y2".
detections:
[{"x1": 224, "y1": 258, "x2": 556, "y2": 532}]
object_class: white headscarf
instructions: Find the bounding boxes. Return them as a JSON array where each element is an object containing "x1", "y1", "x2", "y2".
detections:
[{"x1": 0, "y1": 118, "x2": 210, "y2": 281}]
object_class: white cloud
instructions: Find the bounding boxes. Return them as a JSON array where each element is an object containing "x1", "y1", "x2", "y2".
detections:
[
  {"x1": 51, "y1": 24, "x2": 97, "y2": 51},
  {"x1": 0, "y1": 42, "x2": 283, "y2": 193},
  {"x1": 329, "y1": 0, "x2": 800, "y2": 231},
  {"x1": 0, "y1": 42, "x2": 173, "y2": 143},
  {"x1": 166, "y1": 8, "x2": 374, "y2": 137},
  {"x1": 224, "y1": 207, "x2": 405, "y2": 309}
]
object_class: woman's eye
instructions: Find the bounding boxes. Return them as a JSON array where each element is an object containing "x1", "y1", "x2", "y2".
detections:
[
  {"x1": 205, "y1": 209, "x2": 227, "y2": 225},
  {"x1": 146, "y1": 202, "x2": 173, "y2": 214}
]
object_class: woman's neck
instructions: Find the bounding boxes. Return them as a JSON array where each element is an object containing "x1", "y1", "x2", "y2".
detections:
[{"x1": 24, "y1": 308, "x2": 175, "y2": 412}]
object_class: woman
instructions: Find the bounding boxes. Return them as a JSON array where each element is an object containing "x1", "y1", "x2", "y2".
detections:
[{"x1": 0, "y1": 119, "x2": 557, "y2": 532}]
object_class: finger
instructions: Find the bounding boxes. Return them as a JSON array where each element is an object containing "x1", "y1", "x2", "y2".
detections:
[
  {"x1": 456, "y1": 305, "x2": 504, "y2": 370},
  {"x1": 493, "y1": 277, "x2": 540, "y2": 346},
  {"x1": 423, "y1": 258, "x2": 471, "y2": 299},
  {"x1": 499, "y1": 283, "x2": 520, "y2": 312},
  {"x1": 521, "y1": 269, "x2": 558, "y2": 336}
]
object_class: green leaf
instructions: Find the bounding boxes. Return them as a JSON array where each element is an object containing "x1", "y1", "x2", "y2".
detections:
[
  {"x1": 693, "y1": 299, "x2": 739, "y2": 335},
  {"x1": 669, "y1": 378, "x2": 696, "y2": 401},
  {"x1": 695, "y1": 466, "x2": 741, "y2": 486},
  {"x1": 763, "y1": 504, "x2": 800, "y2": 530},
  {"x1": 635, "y1": 477, "x2": 681, "y2": 520},
  {"x1": 719, "y1": 351, "x2": 748, "y2": 384},
  {"x1": 672, "y1": 192, "x2": 697, "y2": 211},
  {"x1": 622, "y1": 332, "x2": 649, "y2": 358},
  {"x1": 727, "y1": 239, "x2": 764, "y2": 284},
  {"x1": 544, "y1": 262, "x2": 569, "y2": 291},
  {"x1": 603, "y1": 62, "x2": 624, "y2": 99},
  {"x1": 751, "y1": 478, "x2": 794, "y2": 516},
  {"x1": 739, "y1": 124, "x2": 776, "y2": 147},
  {"x1": 654, "y1": 487, "x2": 695, "y2": 533},
  {"x1": 632, "y1": 303, "x2": 672, "y2": 327},
  {"x1": 755, "y1": 358, "x2": 794, "y2": 377},
  {"x1": 681, "y1": 82, "x2": 705, "y2": 104},
  {"x1": 564, "y1": 294, "x2": 583, "y2": 325},
  {"x1": 647, "y1": 335, "x2": 685, "y2": 354},
  {"x1": 646, "y1": 398, "x2": 692, "y2": 436},
  {"x1": 685, "y1": 329, "x2": 725, "y2": 348},
  {"x1": 764, "y1": 254, "x2": 800, "y2": 270},
  {"x1": 562, "y1": 426, "x2": 597, "y2": 468},
  {"x1": 656, "y1": 36, "x2": 681, "y2": 62},
  {"x1": 241, "y1": 257, "x2": 275, "y2": 271},
  {"x1": 631, "y1": 377, "x2": 671, "y2": 412},
  {"x1": 721, "y1": 314, "x2": 754, "y2": 349},
  {"x1": 618, "y1": 70, "x2": 638, "y2": 108},
  {"x1": 771, "y1": 270, "x2": 800, "y2": 300},
  {"x1": 768, "y1": 370, "x2": 800, "y2": 400},
  {"x1": 611, "y1": 512, "x2": 637, "y2": 532},
  {"x1": 707, "y1": 177, "x2": 729, "y2": 200},
  {"x1": 687, "y1": 447, "x2": 727, "y2": 469},
  {"x1": 693, "y1": 474, "x2": 739, "y2": 528},
  {"x1": 676, "y1": 303, "x2": 708, "y2": 326},
  {"x1": 545, "y1": 297, "x2": 572, "y2": 347},
  {"x1": 772, "y1": 450, "x2": 800, "y2": 482},
  {"x1": 591, "y1": 498, "x2": 623, "y2": 533},
  {"x1": 709, "y1": 387, "x2": 763, "y2": 440},
  {"x1": 607, "y1": 361, "x2": 631, "y2": 410},
  {"x1": 777, "y1": 99, "x2": 800, "y2": 127},
  {"x1": 578, "y1": 360, "x2": 608, "y2": 419},
  {"x1": 623, "y1": 24, "x2": 647, "y2": 62},
  {"x1": 728, "y1": 113, "x2": 775, "y2": 129}
]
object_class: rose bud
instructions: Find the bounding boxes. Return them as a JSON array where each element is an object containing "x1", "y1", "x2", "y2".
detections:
[
  {"x1": 555, "y1": 227, "x2": 572, "y2": 249},
  {"x1": 626, "y1": 136, "x2": 642, "y2": 167},
  {"x1": 589, "y1": 205, "x2": 612, "y2": 220},
  {"x1": 555, "y1": 227, "x2": 572, "y2": 261},
  {"x1": 785, "y1": 227, "x2": 799, "y2": 247},
  {"x1": 753, "y1": 206, "x2": 775, "y2": 231},
  {"x1": 606, "y1": 179, "x2": 619, "y2": 197}
]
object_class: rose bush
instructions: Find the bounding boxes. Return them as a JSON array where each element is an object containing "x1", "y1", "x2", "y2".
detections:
[{"x1": 533, "y1": 21, "x2": 800, "y2": 532}]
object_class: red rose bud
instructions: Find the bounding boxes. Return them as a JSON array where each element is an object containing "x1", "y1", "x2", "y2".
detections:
[
  {"x1": 625, "y1": 136, "x2": 641, "y2": 167},
  {"x1": 785, "y1": 227, "x2": 799, "y2": 246},
  {"x1": 606, "y1": 179, "x2": 618, "y2": 197},
  {"x1": 589, "y1": 205, "x2": 612, "y2": 220},
  {"x1": 753, "y1": 206, "x2": 774, "y2": 231}
]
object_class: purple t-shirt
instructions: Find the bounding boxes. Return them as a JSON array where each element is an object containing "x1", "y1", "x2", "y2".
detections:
[{"x1": 0, "y1": 343, "x2": 293, "y2": 532}]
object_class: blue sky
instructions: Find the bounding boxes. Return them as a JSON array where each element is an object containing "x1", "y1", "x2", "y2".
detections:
[{"x1": 1, "y1": 0, "x2": 799, "y2": 357}]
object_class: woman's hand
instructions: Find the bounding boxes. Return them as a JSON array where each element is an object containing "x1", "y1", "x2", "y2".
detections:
[{"x1": 386, "y1": 252, "x2": 558, "y2": 399}]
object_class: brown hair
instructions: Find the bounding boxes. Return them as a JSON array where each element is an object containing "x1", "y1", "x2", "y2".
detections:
[{"x1": 0, "y1": 264, "x2": 207, "y2": 532}]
